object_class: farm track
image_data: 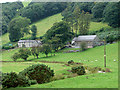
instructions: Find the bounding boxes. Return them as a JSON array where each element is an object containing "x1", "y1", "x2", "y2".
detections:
[{"x1": 0, "y1": 60, "x2": 66, "y2": 64}]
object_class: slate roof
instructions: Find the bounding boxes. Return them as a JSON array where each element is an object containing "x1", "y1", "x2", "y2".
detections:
[
  {"x1": 18, "y1": 40, "x2": 41, "y2": 43},
  {"x1": 72, "y1": 35, "x2": 97, "y2": 42}
]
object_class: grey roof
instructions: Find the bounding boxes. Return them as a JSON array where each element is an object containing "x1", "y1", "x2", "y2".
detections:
[
  {"x1": 18, "y1": 40, "x2": 41, "y2": 43},
  {"x1": 72, "y1": 35, "x2": 97, "y2": 41}
]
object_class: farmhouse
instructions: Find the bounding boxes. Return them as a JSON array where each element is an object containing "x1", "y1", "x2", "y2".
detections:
[
  {"x1": 18, "y1": 40, "x2": 42, "y2": 47},
  {"x1": 71, "y1": 35, "x2": 100, "y2": 48}
]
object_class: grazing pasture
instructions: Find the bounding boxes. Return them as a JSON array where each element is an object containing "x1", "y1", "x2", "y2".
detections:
[{"x1": 1, "y1": 42, "x2": 118, "y2": 88}]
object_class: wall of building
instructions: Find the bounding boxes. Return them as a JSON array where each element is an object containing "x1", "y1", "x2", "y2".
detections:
[{"x1": 18, "y1": 42, "x2": 39, "y2": 47}]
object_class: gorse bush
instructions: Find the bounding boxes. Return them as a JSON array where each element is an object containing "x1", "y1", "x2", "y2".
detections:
[
  {"x1": 2, "y1": 72, "x2": 30, "y2": 88},
  {"x1": 71, "y1": 66, "x2": 86, "y2": 75},
  {"x1": 19, "y1": 64, "x2": 54, "y2": 84},
  {"x1": 68, "y1": 60, "x2": 74, "y2": 64}
]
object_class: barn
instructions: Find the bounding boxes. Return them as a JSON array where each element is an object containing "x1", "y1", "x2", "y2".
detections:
[
  {"x1": 18, "y1": 40, "x2": 42, "y2": 47},
  {"x1": 71, "y1": 35, "x2": 101, "y2": 48}
]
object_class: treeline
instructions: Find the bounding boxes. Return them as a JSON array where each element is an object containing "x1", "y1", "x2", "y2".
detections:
[
  {"x1": 2, "y1": 2, "x2": 24, "y2": 35},
  {"x1": 18, "y1": 2, "x2": 67, "y2": 23},
  {"x1": 1, "y1": 2, "x2": 67, "y2": 35},
  {"x1": 62, "y1": 2, "x2": 120, "y2": 28}
]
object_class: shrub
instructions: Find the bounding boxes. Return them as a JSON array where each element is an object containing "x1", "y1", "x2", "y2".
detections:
[
  {"x1": 30, "y1": 80, "x2": 37, "y2": 85},
  {"x1": 71, "y1": 66, "x2": 86, "y2": 75},
  {"x1": 12, "y1": 53, "x2": 20, "y2": 61},
  {"x1": 19, "y1": 48, "x2": 31, "y2": 61},
  {"x1": 19, "y1": 64, "x2": 54, "y2": 84},
  {"x1": 2, "y1": 46, "x2": 10, "y2": 50},
  {"x1": 17, "y1": 75, "x2": 31, "y2": 87},
  {"x1": 2, "y1": 72, "x2": 30, "y2": 88},
  {"x1": 68, "y1": 60, "x2": 74, "y2": 64},
  {"x1": 80, "y1": 42, "x2": 87, "y2": 51}
]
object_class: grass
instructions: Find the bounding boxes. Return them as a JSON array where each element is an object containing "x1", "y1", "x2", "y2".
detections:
[
  {"x1": 32, "y1": 13, "x2": 63, "y2": 37},
  {"x1": 1, "y1": 42, "x2": 118, "y2": 88},
  {"x1": 2, "y1": 62, "x2": 71, "y2": 76},
  {"x1": 22, "y1": 0, "x2": 32, "y2": 7},
  {"x1": 89, "y1": 22, "x2": 111, "y2": 31}
]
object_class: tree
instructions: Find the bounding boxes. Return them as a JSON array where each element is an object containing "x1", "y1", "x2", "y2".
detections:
[
  {"x1": 92, "y1": 2, "x2": 108, "y2": 19},
  {"x1": 31, "y1": 25, "x2": 37, "y2": 39},
  {"x1": 73, "y1": 6, "x2": 91, "y2": 35},
  {"x1": 78, "y1": 11, "x2": 91, "y2": 35},
  {"x1": 103, "y1": 2, "x2": 120, "y2": 28},
  {"x1": 31, "y1": 46, "x2": 40, "y2": 59},
  {"x1": 2, "y1": 2, "x2": 24, "y2": 35},
  {"x1": 8, "y1": 17, "x2": 31, "y2": 42},
  {"x1": 41, "y1": 44, "x2": 51, "y2": 57},
  {"x1": 44, "y1": 21, "x2": 74, "y2": 48},
  {"x1": 73, "y1": 5, "x2": 81, "y2": 36},
  {"x1": 18, "y1": 48, "x2": 31, "y2": 61}
]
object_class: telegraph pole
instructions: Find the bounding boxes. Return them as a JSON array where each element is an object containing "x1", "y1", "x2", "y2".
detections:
[{"x1": 104, "y1": 39, "x2": 106, "y2": 67}]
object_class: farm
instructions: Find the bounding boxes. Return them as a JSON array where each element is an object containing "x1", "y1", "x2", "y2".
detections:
[{"x1": 1, "y1": 1, "x2": 119, "y2": 89}]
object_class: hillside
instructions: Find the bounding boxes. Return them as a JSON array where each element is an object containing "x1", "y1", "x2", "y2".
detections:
[
  {"x1": 1, "y1": 13, "x2": 111, "y2": 46},
  {"x1": 1, "y1": 13, "x2": 63, "y2": 45}
]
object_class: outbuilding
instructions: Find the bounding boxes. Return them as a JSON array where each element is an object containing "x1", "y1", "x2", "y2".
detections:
[
  {"x1": 18, "y1": 40, "x2": 42, "y2": 47},
  {"x1": 71, "y1": 35, "x2": 101, "y2": 48}
]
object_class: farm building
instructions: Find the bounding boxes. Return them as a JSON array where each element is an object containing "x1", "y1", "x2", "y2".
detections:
[
  {"x1": 71, "y1": 35, "x2": 101, "y2": 48},
  {"x1": 18, "y1": 40, "x2": 42, "y2": 47}
]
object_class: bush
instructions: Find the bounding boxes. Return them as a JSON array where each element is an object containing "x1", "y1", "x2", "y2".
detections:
[
  {"x1": 12, "y1": 53, "x2": 20, "y2": 61},
  {"x1": 19, "y1": 64, "x2": 54, "y2": 84},
  {"x1": 30, "y1": 80, "x2": 37, "y2": 85},
  {"x1": 2, "y1": 72, "x2": 30, "y2": 88},
  {"x1": 80, "y1": 42, "x2": 87, "y2": 51},
  {"x1": 71, "y1": 66, "x2": 86, "y2": 75},
  {"x1": 68, "y1": 60, "x2": 74, "y2": 64},
  {"x1": 2, "y1": 46, "x2": 10, "y2": 50}
]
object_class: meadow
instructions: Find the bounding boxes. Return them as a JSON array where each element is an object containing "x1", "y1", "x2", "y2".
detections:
[{"x1": 1, "y1": 42, "x2": 118, "y2": 88}]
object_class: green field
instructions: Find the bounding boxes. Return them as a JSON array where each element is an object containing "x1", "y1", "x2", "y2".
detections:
[
  {"x1": 32, "y1": 13, "x2": 63, "y2": 37},
  {"x1": 89, "y1": 22, "x2": 111, "y2": 31},
  {"x1": 1, "y1": 42, "x2": 118, "y2": 88}
]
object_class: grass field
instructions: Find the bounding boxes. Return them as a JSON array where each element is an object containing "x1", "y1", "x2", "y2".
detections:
[
  {"x1": 1, "y1": 42, "x2": 118, "y2": 88},
  {"x1": 89, "y1": 22, "x2": 111, "y2": 31},
  {"x1": 32, "y1": 13, "x2": 63, "y2": 37}
]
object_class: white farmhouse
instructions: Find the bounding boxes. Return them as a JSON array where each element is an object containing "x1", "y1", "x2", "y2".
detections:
[
  {"x1": 72, "y1": 35, "x2": 100, "y2": 48},
  {"x1": 18, "y1": 40, "x2": 42, "y2": 47}
]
